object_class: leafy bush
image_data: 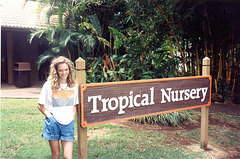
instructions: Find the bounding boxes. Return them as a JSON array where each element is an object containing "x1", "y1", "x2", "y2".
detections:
[
  {"x1": 86, "y1": 51, "x2": 192, "y2": 126},
  {"x1": 132, "y1": 110, "x2": 193, "y2": 127},
  {"x1": 86, "y1": 51, "x2": 177, "y2": 83}
]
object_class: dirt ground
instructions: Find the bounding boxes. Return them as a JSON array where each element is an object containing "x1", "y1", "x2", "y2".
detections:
[
  {"x1": 87, "y1": 100, "x2": 240, "y2": 158},
  {"x1": 115, "y1": 101, "x2": 240, "y2": 159},
  {"x1": 206, "y1": 101, "x2": 240, "y2": 116}
]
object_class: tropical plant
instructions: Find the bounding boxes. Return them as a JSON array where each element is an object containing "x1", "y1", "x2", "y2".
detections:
[
  {"x1": 86, "y1": 39, "x2": 178, "y2": 83},
  {"x1": 31, "y1": 0, "x2": 240, "y2": 99},
  {"x1": 132, "y1": 110, "x2": 193, "y2": 126},
  {"x1": 30, "y1": 0, "x2": 110, "y2": 68},
  {"x1": 30, "y1": 0, "x2": 240, "y2": 125}
]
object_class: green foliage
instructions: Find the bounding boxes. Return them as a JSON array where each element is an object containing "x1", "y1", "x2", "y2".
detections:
[
  {"x1": 31, "y1": 24, "x2": 99, "y2": 65},
  {"x1": 86, "y1": 51, "x2": 176, "y2": 83},
  {"x1": 30, "y1": 0, "x2": 110, "y2": 68},
  {"x1": 86, "y1": 36, "x2": 179, "y2": 83},
  {"x1": 31, "y1": 0, "x2": 190, "y2": 126},
  {"x1": 89, "y1": 14, "x2": 102, "y2": 36},
  {"x1": 30, "y1": 0, "x2": 240, "y2": 98},
  {"x1": 85, "y1": 38, "x2": 188, "y2": 126},
  {"x1": 132, "y1": 110, "x2": 193, "y2": 126}
]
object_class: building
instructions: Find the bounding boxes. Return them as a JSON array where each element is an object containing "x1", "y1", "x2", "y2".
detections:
[{"x1": 1, "y1": 0, "x2": 50, "y2": 86}]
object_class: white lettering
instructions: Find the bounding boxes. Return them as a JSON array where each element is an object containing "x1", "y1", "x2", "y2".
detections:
[
  {"x1": 89, "y1": 87, "x2": 155, "y2": 115},
  {"x1": 196, "y1": 88, "x2": 201, "y2": 99},
  {"x1": 87, "y1": 86, "x2": 208, "y2": 116},
  {"x1": 101, "y1": 98, "x2": 109, "y2": 112},
  {"x1": 190, "y1": 89, "x2": 196, "y2": 99},
  {"x1": 118, "y1": 96, "x2": 129, "y2": 114},
  {"x1": 150, "y1": 87, "x2": 155, "y2": 105},
  {"x1": 184, "y1": 89, "x2": 190, "y2": 100},
  {"x1": 141, "y1": 94, "x2": 149, "y2": 106},
  {"x1": 161, "y1": 88, "x2": 171, "y2": 103},
  {"x1": 134, "y1": 94, "x2": 141, "y2": 107},
  {"x1": 108, "y1": 97, "x2": 118, "y2": 110},
  {"x1": 161, "y1": 87, "x2": 208, "y2": 103},
  {"x1": 201, "y1": 87, "x2": 208, "y2": 102},
  {"x1": 179, "y1": 90, "x2": 185, "y2": 101},
  {"x1": 89, "y1": 95, "x2": 101, "y2": 113},
  {"x1": 171, "y1": 90, "x2": 178, "y2": 102},
  {"x1": 128, "y1": 91, "x2": 134, "y2": 108}
]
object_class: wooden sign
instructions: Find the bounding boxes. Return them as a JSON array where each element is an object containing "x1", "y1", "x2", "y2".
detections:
[{"x1": 80, "y1": 76, "x2": 211, "y2": 127}]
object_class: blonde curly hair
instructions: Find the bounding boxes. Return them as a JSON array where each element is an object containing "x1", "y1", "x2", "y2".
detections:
[{"x1": 48, "y1": 56, "x2": 76, "y2": 90}]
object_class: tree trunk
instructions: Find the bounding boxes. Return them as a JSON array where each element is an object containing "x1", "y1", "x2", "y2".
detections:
[
  {"x1": 227, "y1": 46, "x2": 234, "y2": 85},
  {"x1": 166, "y1": 33, "x2": 177, "y2": 75},
  {"x1": 216, "y1": 49, "x2": 223, "y2": 92},
  {"x1": 166, "y1": 33, "x2": 174, "y2": 59},
  {"x1": 233, "y1": 46, "x2": 240, "y2": 103},
  {"x1": 210, "y1": 44, "x2": 214, "y2": 74},
  {"x1": 202, "y1": 2, "x2": 212, "y2": 58},
  {"x1": 217, "y1": 49, "x2": 222, "y2": 81},
  {"x1": 191, "y1": 52, "x2": 195, "y2": 75},
  {"x1": 196, "y1": 45, "x2": 200, "y2": 76},
  {"x1": 228, "y1": 8, "x2": 236, "y2": 87},
  {"x1": 226, "y1": 49, "x2": 230, "y2": 85},
  {"x1": 154, "y1": 1, "x2": 189, "y2": 73}
]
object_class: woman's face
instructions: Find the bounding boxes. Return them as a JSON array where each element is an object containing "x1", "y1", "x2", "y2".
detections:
[{"x1": 57, "y1": 63, "x2": 69, "y2": 80}]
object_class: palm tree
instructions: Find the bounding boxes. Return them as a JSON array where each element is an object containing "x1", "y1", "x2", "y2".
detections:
[{"x1": 30, "y1": 0, "x2": 109, "y2": 68}]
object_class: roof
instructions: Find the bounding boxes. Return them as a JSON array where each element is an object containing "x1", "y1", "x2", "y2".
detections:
[{"x1": 1, "y1": 0, "x2": 49, "y2": 30}]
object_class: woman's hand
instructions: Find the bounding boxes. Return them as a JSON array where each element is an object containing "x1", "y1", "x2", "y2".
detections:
[{"x1": 37, "y1": 103, "x2": 52, "y2": 118}]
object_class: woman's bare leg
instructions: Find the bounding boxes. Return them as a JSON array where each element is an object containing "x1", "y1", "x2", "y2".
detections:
[
  {"x1": 61, "y1": 140, "x2": 73, "y2": 159},
  {"x1": 49, "y1": 140, "x2": 60, "y2": 159}
]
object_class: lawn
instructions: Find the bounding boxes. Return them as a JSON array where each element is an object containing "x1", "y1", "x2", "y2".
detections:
[{"x1": 1, "y1": 99, "x2": 240, "y2": 159}]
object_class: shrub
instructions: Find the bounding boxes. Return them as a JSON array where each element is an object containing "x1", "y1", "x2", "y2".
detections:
[{"x1": 132, "y1": 110, "x2": 193, "y2": 127}]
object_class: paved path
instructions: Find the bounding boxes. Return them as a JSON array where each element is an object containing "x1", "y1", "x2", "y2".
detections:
[{"x1": 1, "y1": 81, "x2": 44, "y2": 99}]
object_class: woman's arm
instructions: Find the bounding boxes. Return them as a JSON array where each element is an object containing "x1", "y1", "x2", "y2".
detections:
[
  {"x1": 37, "y1": 103, "x2": 52, "y2": 118},
  {"x1": 73, "y1": 104, "x2": 77, "y2": 119}
]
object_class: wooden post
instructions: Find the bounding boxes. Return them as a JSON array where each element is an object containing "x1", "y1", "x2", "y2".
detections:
[
  {"x1": 201, "y1": 57, "x2": 210, "y2": 149},
  {"x1": 6, "y1": 32, "x2": 14, "y2": 85},
  {"x1": 75, "y1": 58, "x2": 88, "y2": 159}
]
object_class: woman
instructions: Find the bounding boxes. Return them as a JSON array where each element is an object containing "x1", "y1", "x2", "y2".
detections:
[{"x1": 38, "y1": 56, "x2": 78, "y2": 159}]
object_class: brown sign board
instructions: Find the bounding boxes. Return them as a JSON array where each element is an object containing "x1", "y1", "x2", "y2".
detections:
[{"x1": 80, "y1": 76, "x2": 211, "y2": 127}]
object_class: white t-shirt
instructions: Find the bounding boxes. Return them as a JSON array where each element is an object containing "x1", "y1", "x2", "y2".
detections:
[{"x1": 38, "y1": 80, "x2": 79, "y2": 125}]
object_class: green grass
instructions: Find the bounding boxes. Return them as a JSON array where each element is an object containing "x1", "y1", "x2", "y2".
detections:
[
  {"x1": 1, "y1": 99, "x2": 239, "y2": 159},
  {"x1": 1, "y1": 99, "x2": 52, "y2": 158},
  {"x1": 87, "y1": 126, "x2": 204, "y2": 159},
  {"x1": 177, "y1": 112, "x2": 240, "y2": 149}
]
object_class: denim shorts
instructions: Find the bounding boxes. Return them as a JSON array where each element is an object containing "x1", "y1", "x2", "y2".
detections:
[{"x1": 42, "y1": 116, "x2": 75, "y2": 141}]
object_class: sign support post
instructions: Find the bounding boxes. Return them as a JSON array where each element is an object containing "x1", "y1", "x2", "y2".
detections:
[
  {"x1": 201, "y1": 57, "x2": 210, "y2": 149},
  {"x1": 76, "y1": 57, "x2": 211, "y2": 156},
  {"x1": 75, "y1": 58, "x2": 87, "y2": 159}
]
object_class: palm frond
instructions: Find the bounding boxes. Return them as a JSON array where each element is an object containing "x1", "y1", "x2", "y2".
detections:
[
  {"x1": 29, "y1": 29, "x2": 45, "y2": 43},
  {"x1": 36, "y1": 51, "x2": 55, "y2": 70}
]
